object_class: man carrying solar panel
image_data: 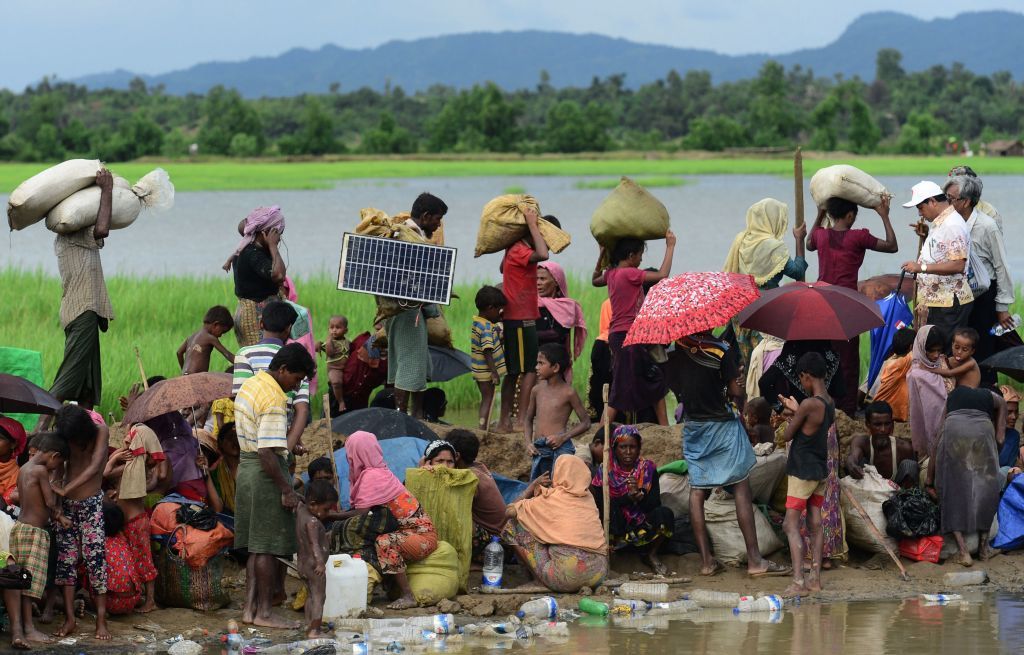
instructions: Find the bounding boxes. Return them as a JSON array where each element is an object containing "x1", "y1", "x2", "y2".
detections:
[{"x1": 386, "y1": 192, "x2": 449, "y2": 417}]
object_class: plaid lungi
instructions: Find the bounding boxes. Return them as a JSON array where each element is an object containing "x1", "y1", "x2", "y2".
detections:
[{"x1": 10, "y1": 522, "x2": 49, "y2": 599}]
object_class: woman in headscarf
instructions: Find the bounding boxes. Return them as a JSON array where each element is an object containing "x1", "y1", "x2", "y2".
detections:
[
  {"x1": 503, "y1": 455, "x2": 608, "y2": 592},
  {"x1": 928, "y1": 386, "x2": 1005, "y2": 566},
  {"x1": 907, "y1": 325, "x2": 951, "y2": 463},
  {"x1": 0, "y1": 416, "x2": 27, "y2": 504},
  {"x1": 419, "y1": 440, "x2": 456, "y2": 468},
  {"x1": 336, "y1": 431, "x2": 438, "y2": 609},
  {"x1": 226, "y1": 206, "x2": 287, "y2": 347},
  {"x1": 723, "y1": 198, "x2": 808, "y2": 364},
  {"x1": 590, "y1": 425, "x2": 674, "y2": 575},
  {"x1": 536, "y1": 261, "x2": 588, "y2": 363}
]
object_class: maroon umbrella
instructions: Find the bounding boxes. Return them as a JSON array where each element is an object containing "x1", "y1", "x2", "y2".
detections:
[
  {"x1": 122, "y1": 373, "x2": 232, "y2": 425},
  {"x1": 0, "y1": 373, "x2": 61, "y2": 415},
  {"x1": 736, "y1": 281, "x2": 884, "y2": 341}
]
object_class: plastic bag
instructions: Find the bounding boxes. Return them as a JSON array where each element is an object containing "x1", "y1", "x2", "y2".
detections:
[
  {"x1": 404, "y1": 467, "x2": 478, "y2": 592},
  {"x1": 882, "y1": 488, "x2": 940, "y2": 538},
  {"x1": 474, "y1": 194, "x2": 570, "y2": 257},
  {"x1": 590, "y1": 177, "x2": 670, "y2": 248}
]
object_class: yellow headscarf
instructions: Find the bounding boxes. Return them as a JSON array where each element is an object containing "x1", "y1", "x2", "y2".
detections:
[{"x1": 723, "y1": 198, "x2": 792, "y2": 286}]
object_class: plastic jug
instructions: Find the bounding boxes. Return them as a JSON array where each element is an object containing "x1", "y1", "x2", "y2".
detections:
[{"x1": 323, "y1": 554, "x2": 369, "y2": 619}]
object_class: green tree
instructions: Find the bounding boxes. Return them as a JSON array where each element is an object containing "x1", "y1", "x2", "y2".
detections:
[
  {"x1": 298, "y1": 98, "x2": 338, "y2": 155},
  {"x1": 682, "y1": 116, "x2": 748, "y2": 151},
  {"x1": 746, "y1": 61, "x2": 801, "y2": 147},
  {"x1": 198, "y1": 86, "x2": 264, "y2": 155},
  {"x1": 543, "y1": 100, "x2": 613, "y2": 152},
  {"x1": 34, "y1": 124, "x2": 63, "y2": 160},
  {"x1": 361, "y1": 112, "x2": 416, "y2": 154},
  {"x1": 428, "y1": 84, "x2": 522, "y2": 152},
  {"x1": 228, "y1": 133, "x2": 262, "y2": 157}
]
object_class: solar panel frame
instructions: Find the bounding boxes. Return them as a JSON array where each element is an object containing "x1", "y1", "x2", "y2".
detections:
[{"x1": 336, "y1": 232, "x2": 457, "y2": 306}]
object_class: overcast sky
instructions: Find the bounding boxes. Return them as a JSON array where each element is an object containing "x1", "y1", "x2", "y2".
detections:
[{"x1": 1, "y1": 0, "x2": 1019, "y2": 90}]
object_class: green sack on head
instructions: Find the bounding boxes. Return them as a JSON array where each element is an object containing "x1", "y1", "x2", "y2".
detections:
[
  {"x1": 590, "y1": 177, "x2": 670, "y2": 248},
  {"x1": 404, "y1": 467, "x2": 478, "y2": 592}
]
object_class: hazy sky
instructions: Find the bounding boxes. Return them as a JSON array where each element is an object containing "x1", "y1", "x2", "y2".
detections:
[{"x1": 1, "y1": 0, "x2": 1019, "y2": 90}]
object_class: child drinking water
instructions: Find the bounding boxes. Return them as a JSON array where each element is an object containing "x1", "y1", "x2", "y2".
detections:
[
  {"x1": 177, "y1": 306, "x2": 236, "y2": 375},
  {"x1": 524, "y1": 343, "x2": 591, "y2": 480},
  {"x1": 471, "y1": 286, "x2": 507, "y2": 430},
  {"x1": 295, "y1": 480, "x2": 337, "y2": 638},
  {"x1": 317, "y1": 315, "x2": 350, "y2": 413}
]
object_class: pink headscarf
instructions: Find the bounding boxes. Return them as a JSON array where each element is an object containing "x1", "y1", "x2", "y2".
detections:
[
  {"x1": 346, "y1": 431, "x2": 407, "y2": 509},
  {"x1": 537, "y1": 261, "x2": 588, "y2": 359},
  {"x1": 224, "y1": 206, "x2": 286, "y2": 269}
]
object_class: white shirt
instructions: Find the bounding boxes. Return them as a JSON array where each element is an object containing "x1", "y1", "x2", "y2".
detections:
[{"x1": 967, "y1": 209, "x2": 1015, "y2": 312}]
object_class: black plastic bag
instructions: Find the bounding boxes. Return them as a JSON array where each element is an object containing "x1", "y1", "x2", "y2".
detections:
[
  {"x1": 175, "y1": 503, "x2": 218, "y2": 532},
  {"x1": 883, "y1": 488, "x2": 940, "y2": 538},
  {"x1": 662, "y1": 515, "x2": 698, "y2": 555}
]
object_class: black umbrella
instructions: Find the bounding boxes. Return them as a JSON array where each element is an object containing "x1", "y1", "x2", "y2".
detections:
[
  {"x1": 981, "y1": 346, "x2": 1024, "y2": 382},
  {"x1": 331, "y1": 407, "x2": 440, "y2": 442},
  {"x1": 0, "y1": 373, "x2": 61, "y2": 415},
  {"x1": 427, "y1": 346, "x2": 472, "y2": 383}
]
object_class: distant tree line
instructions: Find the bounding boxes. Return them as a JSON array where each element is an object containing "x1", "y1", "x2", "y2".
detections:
[{"x1": 0, "y1": 49, "x2": 1021, "y2": 161}]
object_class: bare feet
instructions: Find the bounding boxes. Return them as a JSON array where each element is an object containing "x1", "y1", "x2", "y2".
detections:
[
  {"x1": 10, "y1": 637, "x2": 30, "y2": 651},
  {"x1": 781, "y1": 582, "x2": 808, "y2": 598},
  {"x1": 24, "y1": 626, "x2": 52, "y2": 643},
  {"x1": 955, "y1": 551, "x2": 973, "y2": 568},
  {"x1": 643, "y1": 553, "x2": 669, "y2": 576},
  {"x1": 252, "y1": 615, "x2": 301, "y2": 630},
  {"x1": 386, "y1": 595, "x2": 418, "y2": 610},
  {"x1": 137, "y1": 599, "x2": 157, "y2": 613},
  {"x1": 306, "y1": 627, "x2": 324, "y2": 639},
  {"x1": 806, "y1": 572, "x2": 822, "y2": 593},
  {"x1": 748, "y1": 560, "x2": 792, "y2": 578},
  {"x1": 978, "y1": 542, "x2": 998, "y2": 562},
  {"x1": 241, "y1": 607, "x2": 255, "y2": 625},
  {"x1": 54, "y1": 617, "x2": 75, "y2": 638},
  {"x1": 95, "y1": 616, "x2": 111, "y2": 641},
  {"x1": 699, "y1": 559, "x2": 725, "y2": 576},
  {"x1": 494, "y1": 421, "x2": 514, "y2": 433}
]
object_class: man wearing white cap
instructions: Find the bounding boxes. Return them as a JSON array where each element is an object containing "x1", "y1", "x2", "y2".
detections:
[{"x1": 900, "y1": 181, "x2": 974, "y2": 334}]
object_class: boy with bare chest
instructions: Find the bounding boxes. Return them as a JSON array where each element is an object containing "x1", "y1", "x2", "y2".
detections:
[
  {"x1": 177, "y1": 305, "x2": 235, "y2": 374},
  {"x1": 524, "y1": 343, "x2": 591, "y2": 481}
]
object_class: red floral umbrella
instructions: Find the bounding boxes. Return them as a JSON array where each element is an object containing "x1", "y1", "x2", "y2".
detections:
[
  {"x1": 623, "y1": 272, "x2": 761, "y2": 346},
  {"x1": 736, "y1": 281, "x2": 884, "y2": 341}
]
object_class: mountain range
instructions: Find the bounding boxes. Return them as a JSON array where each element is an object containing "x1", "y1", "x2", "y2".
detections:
[{"x1": 72, "y1": 10, "x2": 1024, "y2": 97}]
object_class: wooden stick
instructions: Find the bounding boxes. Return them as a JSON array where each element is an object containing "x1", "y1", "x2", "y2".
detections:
[
  {"x1": 323, "y1": 392, "x2": 340, "y2": 492},
  {"x1": 793, "y1": 147, "x2": 805, "y2": 228},
  {"x1": 134, "y1": 347, "x2": 149, "y2": 390},
  {"x1": 840, "y1": 486, "x2": 909, "y2": 581},
  {"x1": 601, "y1": 384, "x2": 612, "y2": 548}
]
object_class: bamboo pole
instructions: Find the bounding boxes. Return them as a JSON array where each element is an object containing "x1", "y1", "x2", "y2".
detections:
[
  {"x1": 793, "y1": 147, "x2": 805, "y2": 228},
  {"x1": 841, "y1": 487, "x2": 909, "y2": 581},
  {"x1": 134, "y1": 347, "x2": 149, "y2": 390},
  {"x1": 601, "y1": 384, "x2": 612, "y2": 548}
]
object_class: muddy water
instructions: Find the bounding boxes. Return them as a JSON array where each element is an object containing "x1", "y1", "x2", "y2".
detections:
[{"x1": 5, "y1": 175, "x2": 1024, "y2": 283}]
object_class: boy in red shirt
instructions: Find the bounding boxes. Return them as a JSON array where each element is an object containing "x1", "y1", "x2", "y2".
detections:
[{"x1": 496, "y1": 208, "x2": 549, "y2": 432}]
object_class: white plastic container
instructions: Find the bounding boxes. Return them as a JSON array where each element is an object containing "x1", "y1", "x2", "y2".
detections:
[
  {"x1": 517, "y1": 597, "x2": 558, "y2": 620},
  {"x1": 617, "y1": 582, "x2": 670, "y2": 602},
  {"x1": 943, "y1": 570, "x2": 987, "y2": 587},
  {"x1": 735, "y1": 594, "x2": 783, "y2": 612},
  {"x1": 323, "y1": 554, "x2": 369, "y2": 620},
  {"x1": 688, "y1": 589, "x2": 740, "y2": 608}
]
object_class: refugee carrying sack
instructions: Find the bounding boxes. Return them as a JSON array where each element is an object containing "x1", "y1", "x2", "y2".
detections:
[
  {"x1": 474, "y1": 194, "x2": 571, "y2": 257},
  {"x1": 153, "y1": 529, "x2": 230, "y2": 611},
  {"x1": 882, "y1": 488, "x2": 940, "y2": 539},
  {"x1": 704, "y1": 497, "x2": 784, "y2": 565},
  {"x1": 7, "y1": 159, "x2": 102, "y2": 230},
  {"x1": 809, "y1": 165, "x2": 891, "y2": 210},
  {"x1": 839, "y1": 466, "x2": 898, "y2": 554},
  {"x1": 45, "y1": 168, "x2": 174, "y2": 234},
  {"x1": 590, "y1": 177, "x2": 671, "y2": 248},
  {"x1": 404, "y1": 467, "x2": 478, "y2": 592},
  {"x1": 354, "y1": 208, "x2": 433, "y2": 321}
]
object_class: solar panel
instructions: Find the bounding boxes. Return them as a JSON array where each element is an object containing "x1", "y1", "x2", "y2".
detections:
[{"x1": 337, "y1": 233, "x2": 457, "y2": 305}]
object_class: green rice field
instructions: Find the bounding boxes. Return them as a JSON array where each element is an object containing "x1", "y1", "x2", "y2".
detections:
[{"x1": 2, "y1": 154, "x2": 1024, "y2": 192}]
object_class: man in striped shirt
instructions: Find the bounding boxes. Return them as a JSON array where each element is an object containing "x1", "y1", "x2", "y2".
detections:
[{"x1": 234, "y1": 343, "x2": 316, "y2": 629}]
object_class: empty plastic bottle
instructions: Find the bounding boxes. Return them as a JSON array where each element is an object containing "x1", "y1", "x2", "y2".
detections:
[
  {"x1": 611, "y1": 600, "x2": 652, "y2": 615},
  {"x1": 529, "y1": 622, "x2": 570, "y2": 637},
  {"x1": 407, "y1": 614, "x2": 457, "y2": 634},
  {"x1": 645, "y1": 599, "x2": 700, "y2": 616},
  {"x1": 517, "y1": 597, "x2": 558, "y2": 620},
  {"x1": 687, "y1": 589, "x2": 740, "y2": 608},
  {"x1": 943, "y1": 570, "x2": 987, "y2": 587},
  {"x1": 617, "y1": 582, "x2": 670, "y2": 602},
  {"x1": 922, "y1": 593, "x2": 963, "y2": 603},
  {"x1": 735, "y1": 595, "x2": 783, "y2": 613},
  {"x1": 991, "y1": 314, "x2": 1022, "y2": 336},
  {"x1": 578, "y1": 598, "x2": 610, "y2": 616},
  {"x1": 482, "y1": 536, "x2": 504, "y2": 588}
]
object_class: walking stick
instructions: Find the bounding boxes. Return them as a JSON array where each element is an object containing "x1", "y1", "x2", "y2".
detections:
[
  {"x1": 793, "y1": 147, "x2": 805, "y2": 228},
  {"x1": 840, "y1": 486, "x2": 910, "y2": 581},
  {"x1": 134, "y1": 347, "x2": 150, "y2": 390},
  {"x1": 601, "y1": 384, "x2": 612, "y2": 547},
  {"x1": 323, "y1": 392, "x2": 340, "y2": 492}
]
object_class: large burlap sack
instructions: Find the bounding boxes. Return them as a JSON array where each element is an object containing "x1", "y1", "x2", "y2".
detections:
[
  {"x1": 590, "y1": 177, "x2": 670, "y2": 248},
  {"x1": 748, "y1": 451, "x2": 788, "y2": 506},
  {"x1": 474, "y1": 194, "x2": 570, "y2": 257},
  {"x1": 659, "y1": 472, "x2": 691, "y2": 518},
  {"x1": 809, "y1": 165, "x2": 891, "y2": 210},
  {"x1": 406, "y1": 541, "x2": 460, "y2": 605},
  {"x1": 839, "y1": 465, "x2": 898, "y2": 554},
  {"x1": 7, "y1": 159, "x2": 102, "y2": 230},
  {"x1": 426, "y1": 313, "x2": 453, "y2": 349},
  {"x1": 404, "y1": 467, "x2": 478, "y2": 592},
  {"x1": 355, "y1": 208, "x2": 425, "y2": 243},
  {"x1": 704, "y1": 498, "x2": 783, "y2": 565},
  {"x1": 45, "y1": 168, "x2": 175, "y2": 234}
]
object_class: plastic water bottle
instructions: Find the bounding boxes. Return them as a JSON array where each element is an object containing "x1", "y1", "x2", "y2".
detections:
[
  {"x1": 529, "y1": 622, "x2": 570, "y2": 637},
  {"x1": 578, "y1": 598, "x2": 610, "y2": 616},
  {"x1": 943, "y1": 570, "x2": 987, "y2": 587},
  {"x1": 645, "y1": 599, "x2": 700, "y2": 615},
  {"x1": 617, "y1": 582, "x2": 670, "y2": 602},
  {"x1": 687, "y1": 589, "x2": 740, "y2": 608},
  {"x1": 735, "y1": 594, "x2": 783, "y2": 613},
  {"x1": 611, "y1": 600, "x2": 652, "y2": 615},
  {"x1": 922, "y1": 593, "x2": 963, "y2": 603},
  {"x1": 991, "y1": 314, "x2": 1021, "y2": 336},
  {"x1": 406, "y1": 614, "x2": 457, "y2": 634},
  {"x1": 517, "y1": 597, "x2": 558, "y2": 620},
  {"x1": 482, "y1": 536, "x2": 504, "y2": 588}
]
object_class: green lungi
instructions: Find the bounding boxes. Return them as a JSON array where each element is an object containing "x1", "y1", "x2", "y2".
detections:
[
  {"x1": 386, "y1": 308, "x2": 430, "y2": 393},
  {"x1": 234, "y1": 451, "x2": 296, "y2": 557},
  {"x1": 50, "y1": 310, "x2": 105, "y2": 406}
]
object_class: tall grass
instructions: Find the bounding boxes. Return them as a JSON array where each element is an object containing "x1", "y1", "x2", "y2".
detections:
[{"x1": 0, "y1": 270, "x2": 609, "y2": 419}]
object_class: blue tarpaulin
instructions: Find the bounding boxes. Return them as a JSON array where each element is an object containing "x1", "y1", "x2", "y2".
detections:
[
  {"x1": 993, "y1": 474, "x2": 1024, "y2": 551},
  {"x1": 304, "y1": 436, "x2": 429, "y2": 509},
  {"x1": 867, "y1": 286, "x2": 914, "y2": 389}
]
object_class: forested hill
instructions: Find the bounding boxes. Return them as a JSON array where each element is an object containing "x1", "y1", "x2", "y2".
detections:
[{"x1": 71, "y1": 10, "x2": 1024, "y2": 97}]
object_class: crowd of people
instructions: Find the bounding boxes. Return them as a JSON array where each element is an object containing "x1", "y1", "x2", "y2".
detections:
[{"x1": 0, "y1": 161, "x2": 1021, "y2": 646}]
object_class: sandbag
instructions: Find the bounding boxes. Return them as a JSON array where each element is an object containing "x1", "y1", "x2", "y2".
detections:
[
  {"x1": 839, "y1": 466, "x2": 898, "y2": 554},
  {"x1": 704, "y1": 498, "x2": 783, "y2": 565},
  {"x1": 809, "y1": 165, "x2": 891, "y2": 209},
  {"x1": 659, "y1": 472, "x2": 691, "y2": 518},
  {"x1": 404, "y1": 467, "x2": 478, "y2": 592},
  {"x1": 406, "y1": 541, "x2": 459, "y2": 605},
  {"x1": 45, "y1": 168, "x2": 174, "y2": 234},
  {"x1": 590, "y1": 177, "x2": 670, "y2": 248},
  {"x1": 474, "y1": 194, "x2": 570, "y2": 257},
  {"x1": 356, "y1": 208, "x2": 425, "y2": 244},
  {"x1": 7, "y1": 159, "x2": 102, "y2": 230},
  {"x1": 747, "y1": 451, "x2": 787, "y2": 506}
]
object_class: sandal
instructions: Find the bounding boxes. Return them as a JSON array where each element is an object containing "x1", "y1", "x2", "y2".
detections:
[
  {"x1": 699, "y1": 560, "x2": 725, "y2": 577},
  {"x1": 748, "y1": 560, "x2": 792, "y2": 578}
]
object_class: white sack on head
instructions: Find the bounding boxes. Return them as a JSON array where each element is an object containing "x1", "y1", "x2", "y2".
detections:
[
  {"x1": 45, "y1": 168, "x2": 175, "y2": 234},
  {"x1": 7, "y1": 159, "x2": 103, "y2": 230}
]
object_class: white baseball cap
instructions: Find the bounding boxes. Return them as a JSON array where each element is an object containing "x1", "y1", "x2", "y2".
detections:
[{"x1": 902, "y1": 180, "x2": 944, "y2": 208}]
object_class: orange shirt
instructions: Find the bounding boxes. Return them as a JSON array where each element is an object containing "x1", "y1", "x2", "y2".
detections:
[{"x1": 874, "y1": 353, "x2": 912, "y2": 421}]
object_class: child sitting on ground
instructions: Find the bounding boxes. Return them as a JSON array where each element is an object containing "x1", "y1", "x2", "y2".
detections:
[
  {"x1": 295, "y1": 480, "x2": 337, "y2": 638},
  {"x1": 524, "y1": 343, "x2": 592, "y2": 481},
  {"x1": 471, "y1": 286, "x2": 507, "y2": 431},
  {"x1": 742, "y1": 397, "x2": 775, "y2": 445},
  {"x1": 82, "y1": 503, "x2": 142, "y2": 616},
  {"x1": 871, "y1": 327, "x2": 915, "y2": 421},
  {"x1": 316, "y1": 315, "x2": 350, "y2": 413},
  {"x1": 9, "y1": 432, "x2": 68, "y2": 649},
  {"x1": 177, "y1": 305, "x2": 236, "y2": 375},
  {"x1": 779, "y1": 352, "x2": 834, "y2": 597},
  {"x1": 937, "y1": 327, "x2": 981, "y2": 388}
]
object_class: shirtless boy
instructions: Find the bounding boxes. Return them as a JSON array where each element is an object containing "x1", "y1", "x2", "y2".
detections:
[
  {"x1": 524, "y1": 343, "x2": 591, "y2": 481},
  {"x1": 177, "y1": 305, "x2": 235, "y2": 374},
  {"x1": 52, "y1": 406, "x2": 110, "y2": 640},
  {"x1": 937, "y1": 327, "x2": 981, "y2": 389},
  {"x1": 846, "y1": 401, "x2": 919, "y2": 487},
  {"x1": 295, "y1": 480, "x2": 336, "y2": 638},
  {"x1": 316, "y1": 315, "x2": 350, "y2": 413},
  {"x1": 9, "y1": 433, "x2": 68, "y2": 649}
]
